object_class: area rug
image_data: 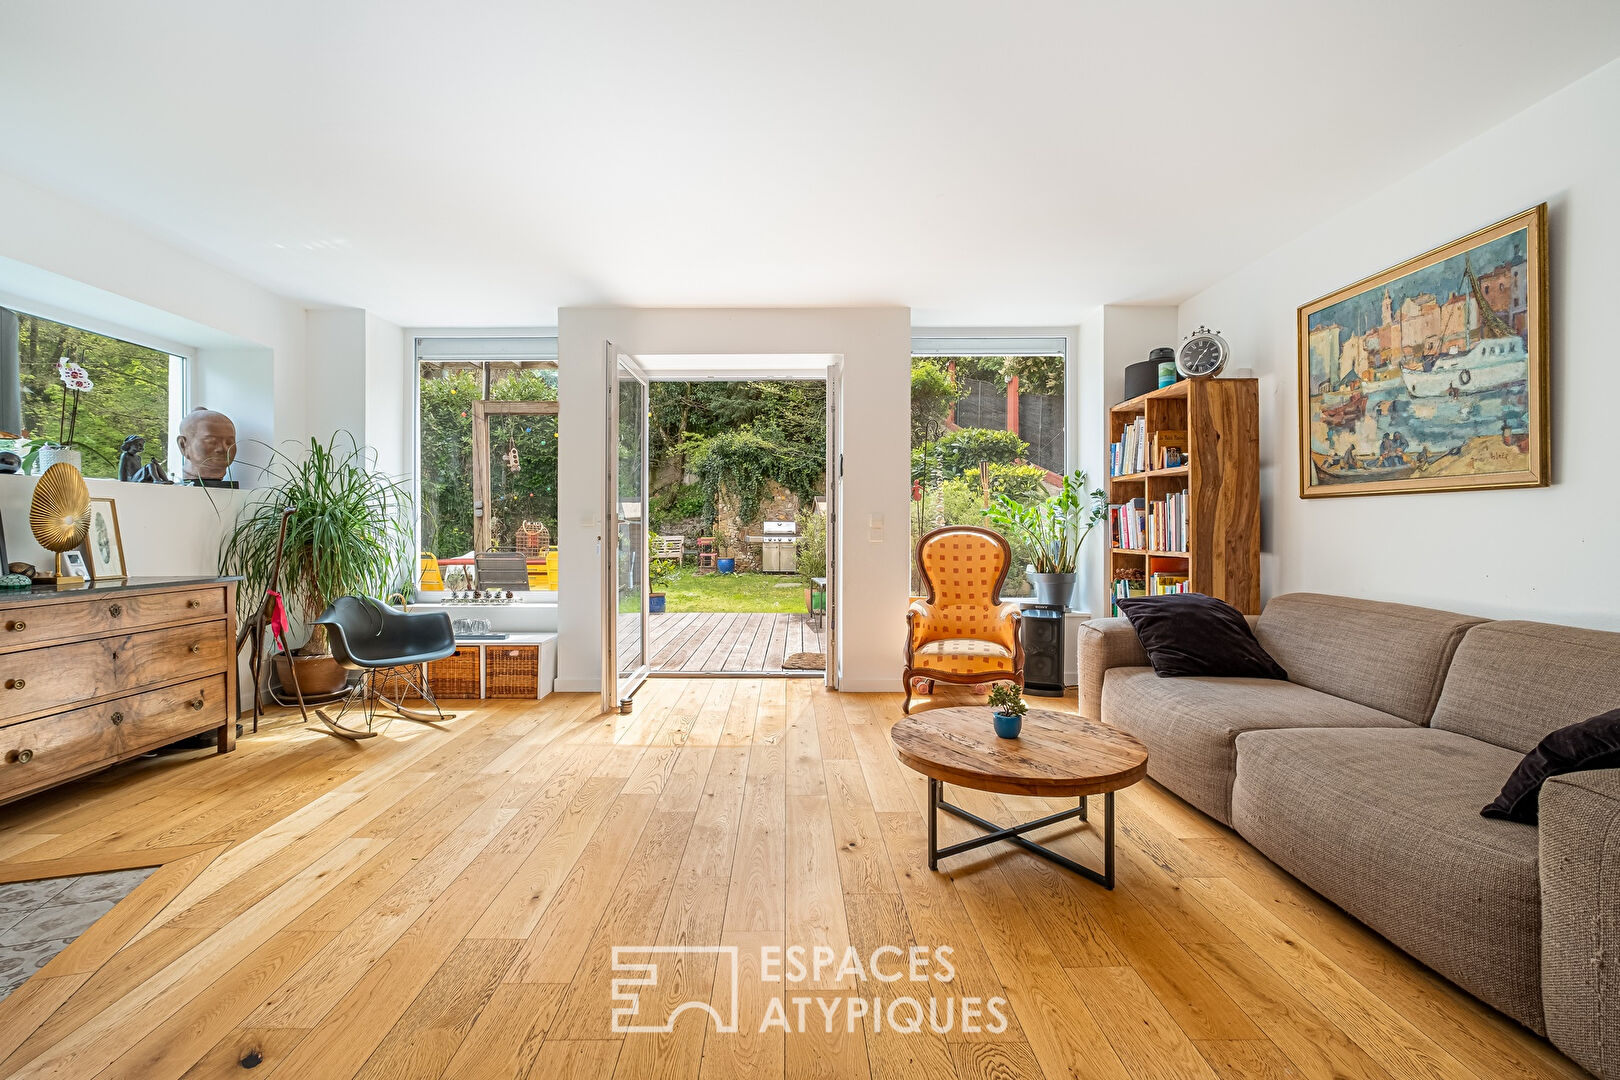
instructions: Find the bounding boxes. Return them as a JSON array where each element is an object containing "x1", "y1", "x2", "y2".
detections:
[{"x1": 783, "y1": 652, "x2": 825, "y2": 670}]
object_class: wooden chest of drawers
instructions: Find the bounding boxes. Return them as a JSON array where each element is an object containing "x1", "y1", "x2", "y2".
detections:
[{"x1": 0, "y1": 577, "x2": 238, "y2": 806}]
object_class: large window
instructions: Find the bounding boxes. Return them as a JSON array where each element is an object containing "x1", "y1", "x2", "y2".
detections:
[
  {"x1": 910, "y1": 336, "x2": 1068, "y2": 598},
  {"x1": 3, "y1": 309, "x2": 182, "y2": 479},
  {"x1": 416, "y1": 337, "x2": 559, "y2": 566}
]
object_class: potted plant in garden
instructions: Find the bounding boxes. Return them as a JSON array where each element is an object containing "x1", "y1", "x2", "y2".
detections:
[
  {"x1": 987, "y1": 682, "x2": 1028, "y2": 739},
  {"x1": 982, "y1": 469, "x2": 1108, "y2": 608},
  {"x1": 220, "y1": 434, "x2": 415, "y2": 696},
  {"x1": 648, "y1": 532, "x2": 676, "y2": 613}
]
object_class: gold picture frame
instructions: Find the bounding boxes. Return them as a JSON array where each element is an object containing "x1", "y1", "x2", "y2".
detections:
[
  {"x1": 81, "y1": 497, "x2": 127, "y2": 581},
  {"x1": 1297, "y1": 204, "x2": 1549, "y2": 498}
]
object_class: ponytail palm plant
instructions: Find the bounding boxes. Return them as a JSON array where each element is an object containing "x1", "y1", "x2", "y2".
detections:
[
  {"x1": 982, "y1": 469, "x2": 1108, "y2": 574},
  {"x1": 220, "y1": 434, "x2": 415, "y2": 652}
]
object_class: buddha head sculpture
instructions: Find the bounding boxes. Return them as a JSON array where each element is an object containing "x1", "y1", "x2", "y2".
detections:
[{"x1": 176, "y1": 406, "x2": 237, "y2": 481}]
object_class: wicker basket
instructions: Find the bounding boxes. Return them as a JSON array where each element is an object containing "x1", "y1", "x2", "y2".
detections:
[
  {"x1": 484, "y1": 645, "x2": 539, "y2": 698},
  {"x1": 427, "y1": 647, "x2": 481, "y2": 698}
]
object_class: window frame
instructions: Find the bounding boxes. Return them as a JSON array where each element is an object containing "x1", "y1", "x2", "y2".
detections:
[
  {"x1": 910, "y1": 327, "x2": 1077, "y2": 603},
  {"x1": 408, "y1": 329, "x2": 560, "y2": 588},
  {"x1": 1, "y1": 302, "x2": 192, "y2": 476}
]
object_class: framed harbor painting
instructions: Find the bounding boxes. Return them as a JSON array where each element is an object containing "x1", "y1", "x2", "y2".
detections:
[{"x1": 1298, "y1": 204, "x2": 1548, "y2": 498}]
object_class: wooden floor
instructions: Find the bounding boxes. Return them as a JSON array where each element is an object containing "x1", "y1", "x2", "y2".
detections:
[
  {"x1": 645, "y1": 612, "x2": 825, "y2": 674},
  {"x1": 0, "y1": 680, "x2": 1588, "y2": 1080}
]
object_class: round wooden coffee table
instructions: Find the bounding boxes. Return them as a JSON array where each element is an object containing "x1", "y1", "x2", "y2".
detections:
[{"x1": 890, "y1": 707, "x2": 1149, "y2": 888}]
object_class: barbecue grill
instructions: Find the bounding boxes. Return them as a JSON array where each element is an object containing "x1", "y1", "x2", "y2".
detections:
[{"x1": 746, "y1": 519, "x2": 798, "y2": 573}]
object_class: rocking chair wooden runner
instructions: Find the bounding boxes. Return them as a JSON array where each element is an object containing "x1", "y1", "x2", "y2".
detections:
[{"x1": 310, "y1": 596, "x2": 459, "y2": 740}]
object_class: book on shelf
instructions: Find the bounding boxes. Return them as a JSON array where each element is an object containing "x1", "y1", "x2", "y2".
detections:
[
  {"x1": 1109, "y1": 416, "x2": 1148, "y2": 476},
  {"x1": 1114, "y1": 491, "x2": 1188, "y2": 552},
  {"x1": 1147, "y1": 489, "x2": 1189, "y2": 553},
  {"x1": 1151, "y1": 429, "x2": 1187, "y2": 470},
  {"x1": 1110, "y1": 498, "x2": 1147, "y2": 550},
  {"x1": 1149, "y1": 572, "x2": 1189, "y2": 596},
  {"x1": 1110, "y1": 575, "x2": 1147, "y2": 616},
  {"x1": 1111, "y1": 419, "x2": 1190, "y2": 475}
]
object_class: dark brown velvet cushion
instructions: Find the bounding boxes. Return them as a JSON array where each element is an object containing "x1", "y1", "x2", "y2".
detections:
[
  {"x1": 1116, "y1": 593, "x2": 1286, "y2": 681},
  {"x1": 1481, "y1": 708, "x2": 1620, "y2": 824}
]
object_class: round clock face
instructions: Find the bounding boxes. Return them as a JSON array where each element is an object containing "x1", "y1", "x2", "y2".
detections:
[{"x1": 1178, "y1": 334, "x2": 1227, "y2": 378}]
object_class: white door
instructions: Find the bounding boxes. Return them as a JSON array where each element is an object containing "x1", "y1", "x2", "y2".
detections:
[
  {"x1": 602, "y1": 343, "x2": 650, "y2": 712},
  {"x1": 824, "y1": 361, "x2": 841, "y2": 689}
]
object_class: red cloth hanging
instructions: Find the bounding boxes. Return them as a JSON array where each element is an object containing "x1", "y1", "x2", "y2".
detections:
[{"x1": 267, "y1": 589, "x2": 290, "y2": 651}]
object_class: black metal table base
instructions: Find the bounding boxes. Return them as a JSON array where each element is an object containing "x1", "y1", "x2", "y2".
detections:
[{"x1": 927, "y1": 777, "x2": 1116, "y2": 888}]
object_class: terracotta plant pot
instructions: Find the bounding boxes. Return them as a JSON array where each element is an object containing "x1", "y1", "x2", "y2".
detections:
[{"x1": 273, "y1": 653, "x2": 349, "y2": 696}]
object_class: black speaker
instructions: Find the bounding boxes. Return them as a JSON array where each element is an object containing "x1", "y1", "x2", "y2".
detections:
[
  {"x1": 1122, "y1": 347, "x2": 1179, "y2": 402},
  {"x1": 1021, "y1": 607, "x2": 1065, "y2": 697}
]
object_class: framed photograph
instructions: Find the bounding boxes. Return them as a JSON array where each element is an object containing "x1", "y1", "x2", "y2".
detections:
[
  {"x1": 61, "y1": 549, "x2": 90, "y2": 581},
  {"x1": 82, "y1": 497, "x2": 127, "y2": 581},
  {"x1": 1298, "y1": 204, "x2": 1549, "y2": 498}
]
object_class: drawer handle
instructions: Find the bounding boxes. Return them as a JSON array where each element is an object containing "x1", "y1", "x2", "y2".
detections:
[
  {"x1": 189, "y1": 643, "x2": 202, "y2": 654},
  {"x1": 190, "y1": 695, "x2": 206, "y2": 711},
  {"x1": 110, "y1": 711, "x2": 124, "y2": 726},
  {"x1": 7, "y1": 678, "x2": 25, "y2": 690},
  {"x1": 187, "y1": 599, "x2": 201, "y2": 608},
  {"x1": 9, "y1": 748, "x2": 32, "y2": 764},
  {"x1": 109, "y1": 604, "x2": 123, "y2": 618},
  {"x1": 6, "y1": 620, "x2": 24, "y2": 632}
]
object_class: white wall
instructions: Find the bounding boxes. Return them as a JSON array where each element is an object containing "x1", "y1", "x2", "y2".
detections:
[
  {"x1": 1074, "y1": 305, "x2": 1178, "y2": 619},
  {"x1": 0, "y1": 474, "x2": 250, "y2": 580},
  {"x1": 556, "y1": 307, "x2": 912, "y2": 693},
  {"x1": 1177, "y1": 57, "x2": 1620, "y2": 629},
  {"x1": 364, "y1": 313, "x2": 409, "y2": 477},
  {"x1": 0, "y1": 169, "x2": 307, "y2": 449},
  {"x1": 0, "y1": 167, "x2": 310, "y2": 589}
]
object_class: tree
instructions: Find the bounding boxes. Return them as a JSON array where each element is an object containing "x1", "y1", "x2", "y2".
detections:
[{"x1": 15, "y1": 313, "x2": 173, "y2": 478}]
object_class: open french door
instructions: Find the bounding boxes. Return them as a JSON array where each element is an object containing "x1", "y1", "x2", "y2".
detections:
[
  {"x1": 824, "y1": 360, "x2": 841, "y2": 689},
  {"x1": 602, "y1": 343, "x2": 650, "y2": 712}
]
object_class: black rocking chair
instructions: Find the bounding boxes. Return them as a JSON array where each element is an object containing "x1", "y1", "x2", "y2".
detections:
[{"x1": 311, "y1": 596, "x2": 458, "y2": 740}]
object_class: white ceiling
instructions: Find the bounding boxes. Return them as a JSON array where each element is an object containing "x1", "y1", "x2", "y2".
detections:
[{"x1": 2, "y1": 1, "x2": 1617, "y2": 327}]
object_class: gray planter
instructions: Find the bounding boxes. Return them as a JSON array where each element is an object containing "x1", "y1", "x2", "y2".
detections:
[{"x1": 1027, "y1": 571, "x2": 1075, "y2": 608}]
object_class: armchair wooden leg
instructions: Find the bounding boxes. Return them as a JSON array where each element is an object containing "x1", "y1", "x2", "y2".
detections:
[{"x1": 902, "y1": 671, "x2": 913, "y2": 714}]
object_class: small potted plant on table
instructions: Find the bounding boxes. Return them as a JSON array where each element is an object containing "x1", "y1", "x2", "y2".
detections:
[
  {"x1": 648, "y1": 532, "x2": 676, "y2": 613},
  {"x1": 987, "y1": 682, "x2": 1028, "y2": 739}
]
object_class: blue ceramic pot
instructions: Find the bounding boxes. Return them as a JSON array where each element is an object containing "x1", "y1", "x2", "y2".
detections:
[
  {"x1": 649, "y1": 593, "x2": 666, "y2": 613},
  {"x1": 993, "y1": 711, "x2": 1023, "y2": 739},
  {"x1": 716, "y1": 557, "x2": 736, "y2": 574}
]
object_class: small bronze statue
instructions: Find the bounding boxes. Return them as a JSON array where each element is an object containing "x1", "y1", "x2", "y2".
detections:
[
  {"x1": 117, "y1": 435, "x2": 145, "y2": 482},
  {"x1": 176, "y1": 406, "x2": 238, "y2": 486},
  {"x1": 131, "y1": 460, "x2": 170, "y2": 484}
]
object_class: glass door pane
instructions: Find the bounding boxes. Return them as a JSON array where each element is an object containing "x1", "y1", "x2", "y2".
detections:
[{"x1": 606, "y1": 345, "x2": 650, "y2": 709}]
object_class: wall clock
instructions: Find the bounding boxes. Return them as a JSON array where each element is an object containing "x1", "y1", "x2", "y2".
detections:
[{"x1": 1177, "y1": 326, "x2": 1230, "y2": 379}]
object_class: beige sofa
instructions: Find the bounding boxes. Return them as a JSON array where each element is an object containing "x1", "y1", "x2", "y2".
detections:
[{"x1": 1079, "y1": 593, "x2": 1620, "y2": 1079}]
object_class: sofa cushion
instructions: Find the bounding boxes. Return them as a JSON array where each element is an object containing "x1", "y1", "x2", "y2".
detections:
[
  {"x1": 1253, "y1": 593, "x2": 1484, "y2": 725},
  {"x1": 1231, "y1": 726, "x2": 1543, "y2": 1032},
  {"x1": 1116, "y1": 593, "x2": 1287, "y2": 680},
  {"x1": 1432, "y1": 621, "x2": 1620, "y2": 754},
  {"x1": 1482, "y1": 708, "x2": 1620, "y2": 823},
  {"x1": 1101, "y1": 666, "x2": 1410, "y2": 824}
]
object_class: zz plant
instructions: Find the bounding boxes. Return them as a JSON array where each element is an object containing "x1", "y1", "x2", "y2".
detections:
[
  {"x1": 220, "y1": 434, "x2": 415, "y2": 650},
  {"x1": 981, "y1": 469, "x2": 1108, "y2": 575}
]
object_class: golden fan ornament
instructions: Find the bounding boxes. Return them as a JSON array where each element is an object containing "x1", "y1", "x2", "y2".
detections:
[{"x1": 29, "y1": 462, "x2": 91, "y2": 587}]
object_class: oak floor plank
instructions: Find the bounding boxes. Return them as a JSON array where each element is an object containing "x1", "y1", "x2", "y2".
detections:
[{"x1": 0, "y1": 682, "x2": 1589, "y2": 1080}]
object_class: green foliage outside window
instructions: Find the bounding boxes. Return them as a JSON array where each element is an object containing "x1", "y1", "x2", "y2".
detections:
[
  {"x1": 417, "y1": 364, "x2": 558, "y2": 559},
  {"x1": 910, "y1": 355, "x2": 1068, "y2": 598},
  {"x1": 14, "y1": 313, "x2": 174, "y2": 478}
]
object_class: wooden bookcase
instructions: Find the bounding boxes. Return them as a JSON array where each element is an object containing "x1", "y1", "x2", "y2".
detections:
[{"x1": 1107, "y1": 378, "x2": 1260, "y2": 613}]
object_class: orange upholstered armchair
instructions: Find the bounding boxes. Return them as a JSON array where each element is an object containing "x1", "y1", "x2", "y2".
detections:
[{"x1": 903, "y1": 525, "x2": 1024, "y2": 713}]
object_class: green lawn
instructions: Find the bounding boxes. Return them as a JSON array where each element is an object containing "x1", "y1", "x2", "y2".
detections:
[{"x1": 621, "y1": 567, "x2": 814, "y2": 613}]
